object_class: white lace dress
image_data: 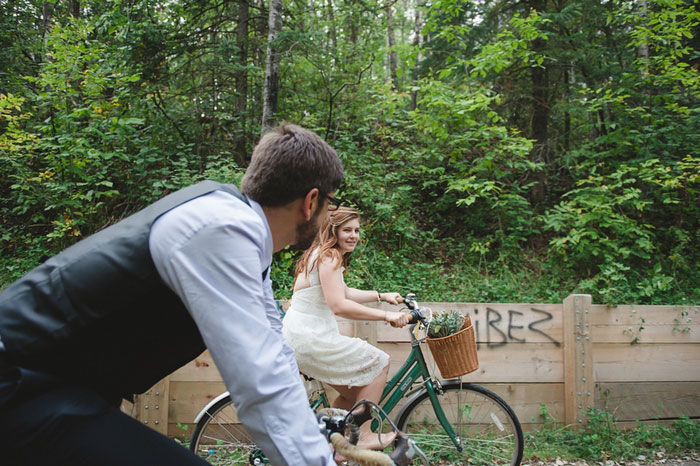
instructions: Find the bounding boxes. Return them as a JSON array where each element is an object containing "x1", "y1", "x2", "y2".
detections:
[{"x1": 282, "y1": 259, "x2": 390, "y2": 388}]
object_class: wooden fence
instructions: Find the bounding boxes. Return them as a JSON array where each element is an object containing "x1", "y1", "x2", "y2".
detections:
[{"x1": 123, "y1": 294, "x2": 700, "y2": 438}]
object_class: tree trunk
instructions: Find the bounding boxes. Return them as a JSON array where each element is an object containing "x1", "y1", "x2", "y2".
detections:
[
  {"x1": 253, "y1": 0, "x2": 267, "y2": 135},
  {"x1": 42, "y1": 2, "x2": 52, "y2": 45},
  {"x1": 637, "y1": 0, "x2": 649, "y2": 73},
  {"x1": 386, "y1": 2, "x2": 398, "y2": 90},
  {"x1": 261, "y1": 0, "x2": 282, "y2": 135},
  {"x1": 69, "y1": 0, "x2": 80, "y2": 18},
  {"x1": 346, "y1": 0, "x2": 358, "y2": 44},
  {"x1": 410, "y1": 4, "x2": 422, "y2": 111},
  {"x1": 327, "y1": 0, "x2": 337, "y2": 53},
  {"x1": 530, "y1": 36, "x2": 549, "y2": 203},
  {"x1": 235, "y1": 0, "x2": 250, "y2": 161},
  {"x1": 564, "y1": 61, "x2": 574, "y2": 153}
]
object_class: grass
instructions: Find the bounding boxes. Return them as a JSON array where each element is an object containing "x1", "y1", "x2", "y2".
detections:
[
  {"x1": 177, "y1": 407, "x2": 699, "y2": 465},
  {"x1": 523, "y1": 407, "x2": 700, "y2": 464}
]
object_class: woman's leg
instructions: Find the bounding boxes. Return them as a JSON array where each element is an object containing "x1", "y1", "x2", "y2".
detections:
[{"x1": 329, "y1": 363, "x2": 396, "y2": 450}]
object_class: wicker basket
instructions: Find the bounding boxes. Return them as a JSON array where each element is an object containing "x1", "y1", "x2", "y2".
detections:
[{"x1": 426, "y1": 316, "x2": 479, "y2": 378}]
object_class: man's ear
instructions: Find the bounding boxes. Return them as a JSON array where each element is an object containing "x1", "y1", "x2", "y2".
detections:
[{"x1": 301, "y1": 188, "x2": 321, "y2": 221}]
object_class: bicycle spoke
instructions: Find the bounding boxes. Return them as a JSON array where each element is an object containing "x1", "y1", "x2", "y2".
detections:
[
  {"x1": 191, "y1": 396, "x2": 257, "y2": 465},
  {"x1": 398, "y1": 383, "x2": 523, "y2": 465}
]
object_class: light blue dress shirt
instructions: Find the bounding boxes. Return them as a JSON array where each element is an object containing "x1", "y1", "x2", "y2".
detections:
[{"x1": 149, "y1": 190, "x2": 335, "y2": 466}]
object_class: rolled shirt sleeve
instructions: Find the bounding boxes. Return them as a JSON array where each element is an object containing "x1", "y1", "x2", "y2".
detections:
[{"x1": 149, "y1": 191, "x2": 334, "y2": 466}]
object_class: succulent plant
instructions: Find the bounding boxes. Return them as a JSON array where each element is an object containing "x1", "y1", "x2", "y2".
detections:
[{"x1": 427, "y1": 310, "x2": 465, "y2": 338}]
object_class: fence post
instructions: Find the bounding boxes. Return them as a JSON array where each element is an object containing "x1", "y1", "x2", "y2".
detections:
[
  {"x1": 562, "y1": 294, "x2": 594, "y2": 428},
  {"x1": 356, "y1": 320, "x2": 378, "y2": 345},
  {"x1": 132, "y1": 376, "x2": 170, "y2": 435}
]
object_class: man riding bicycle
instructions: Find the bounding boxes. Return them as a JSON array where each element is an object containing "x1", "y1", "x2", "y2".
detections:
[{"x1": 0, "y1": 123, "x2": 343, "y2": 466}]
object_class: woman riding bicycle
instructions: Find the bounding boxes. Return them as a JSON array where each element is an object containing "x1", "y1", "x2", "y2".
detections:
[{"x1": 282, "y1": 207, "x2": 409, "y2": 450}]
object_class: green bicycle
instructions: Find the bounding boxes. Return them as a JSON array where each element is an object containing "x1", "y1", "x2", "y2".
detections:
[{"x1": 190, "y1": 294, "x2": 524, "y2": 465}]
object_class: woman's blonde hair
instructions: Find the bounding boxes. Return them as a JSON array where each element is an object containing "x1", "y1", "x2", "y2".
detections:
[{"x1": 294, "y1": 206, "x2": 361, "y2": 278}]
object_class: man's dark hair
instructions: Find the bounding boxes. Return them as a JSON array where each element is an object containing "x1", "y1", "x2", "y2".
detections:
[{"x1": 241, "y1": 123, "x2": 345, "y2": 206}]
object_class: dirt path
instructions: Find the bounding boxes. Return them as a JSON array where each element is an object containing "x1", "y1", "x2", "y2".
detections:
[{"x1": 523, "y1": 452, "x2": 700, "y2": 466}]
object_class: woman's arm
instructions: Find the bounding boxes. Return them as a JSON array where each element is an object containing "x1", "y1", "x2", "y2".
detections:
[
  {"x1": 319, "y1": 256, "x2": 408, "y2": 327},
  {"x1": 345, "y1": 287, "x2": 402, "y2": 305}
]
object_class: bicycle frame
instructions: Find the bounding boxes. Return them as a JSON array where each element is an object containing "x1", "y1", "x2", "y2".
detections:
[{"x1": 374, "y1": 323, "x2": 462, "y2": 450}]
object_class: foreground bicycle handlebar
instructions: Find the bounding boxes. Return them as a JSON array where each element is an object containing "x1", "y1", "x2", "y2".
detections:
[
  {"x1": 317, "y1": 402, "x2": 428, "y2": 466},
  {"x1": 328, "y1": 431, "x2": 423, "y2": 466}
]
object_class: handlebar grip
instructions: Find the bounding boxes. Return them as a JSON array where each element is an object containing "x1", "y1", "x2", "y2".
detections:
[
  {"x1": 390, "y1": 309, "x2": 422, "y2": 327},
  {"x1": 408, "y1": 309, "x2": 422, "y2": 322},
  {"x1": 329, "y1": 432, "x2": 394, "y2": 466},
  {"x1": 388, "y1": 433, "x2": 412, "y2": 466}
]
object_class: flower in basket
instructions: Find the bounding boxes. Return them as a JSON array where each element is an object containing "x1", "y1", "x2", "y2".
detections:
[{"x1": 428, "y1": 310, "x2": 465, "y2": 339}]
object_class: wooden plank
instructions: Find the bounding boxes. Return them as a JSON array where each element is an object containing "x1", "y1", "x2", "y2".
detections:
[
  {"x1": 477, "y1": 382, "x2": 565, "y2": 427},
  {"x1": 166, "y1": 381, "x2": 566, "y2": 438},
  {"x1": 170, "y1": 351, "x2": 222, "y2": 382},
  {"x1": 596, "y1": 381, "x2": 700, "y2": 422},
  {"x1": 593, "y1": 343, "x2": 700, "y2": 382},
  {"x1": 169, "y1": 381, "x2": 227, "y2": 424},
  {"x1": 356, "y1": 319, "x2": 378, "y2": 345},
  {"x1": 563, "y1": 294, "x2": 594, "y2": 427},
  {"x1": 591, "y1": 304, "x2": 700, "y2": 344},
  {"x1": 375, "y1": 341, "x2": 563, "y2": 383},
  {"x1": 374, "y1": 302, "x2": 564, "y2": 347}
]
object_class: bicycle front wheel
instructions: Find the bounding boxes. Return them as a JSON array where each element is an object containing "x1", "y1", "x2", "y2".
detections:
[
  {"x1": 190, "y1": 395, "x2": 256, "y2": 464},
  {"x1": 396, "y1": 381, "x2": 523, "y2": 465}
]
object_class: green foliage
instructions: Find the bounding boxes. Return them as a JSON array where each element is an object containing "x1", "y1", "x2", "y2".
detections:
[
  {"x1": 525, "y1": 406, "x2": 700, "y2": 463},
  {"x1": 427, "y1": 310, "x2": 464, "y2": 338},
  {"x1": 2, "y1": 0, "x2": 700, "y2": 307},
  {"x1": 270, "y1": 247, "x2": 299, "y2": 299}
]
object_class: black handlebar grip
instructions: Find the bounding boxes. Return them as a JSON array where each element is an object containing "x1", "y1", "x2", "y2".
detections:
[
  {"x1": 407, "y1": 309, "x2": 423, "y2": 323},
  {"x1": 388, "y1": 433, "x2": 412, "y2": 466}
]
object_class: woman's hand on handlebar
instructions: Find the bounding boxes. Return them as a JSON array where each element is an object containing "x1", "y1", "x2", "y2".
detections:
[
  {"x1": 380, "y1": 292, "x2": 402, "y2": 305},
  {"x1": 385, "y1": 310, "x2": 410, "y2": 328}
]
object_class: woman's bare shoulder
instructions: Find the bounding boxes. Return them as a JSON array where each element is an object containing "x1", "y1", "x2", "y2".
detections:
[{"x1": 318, "y1": 249, "x2": 343, "y2": 269}]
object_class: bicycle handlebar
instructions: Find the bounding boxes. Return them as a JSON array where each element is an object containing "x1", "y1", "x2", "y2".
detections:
[
  {"x1": 329, "y1": 432, "x2": 394, "y2": 466},
  {"x1": 317, "y1": 405, "x2": 427, "y2": 466},
  {"x1": 328, "y1": 431, "x2": 423, "y2": 466},
  {"x1": 391, "y1": 294, "x2": 429, "y2": 327}
]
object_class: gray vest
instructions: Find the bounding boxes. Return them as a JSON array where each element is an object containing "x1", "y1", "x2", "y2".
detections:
[{"x1": 0, "y1": 181, "x2": 247, "y2": 402}]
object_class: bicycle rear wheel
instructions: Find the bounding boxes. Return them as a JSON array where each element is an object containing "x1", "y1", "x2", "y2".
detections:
[
  {"x1": 396, "y1": 381, "x2": 523, "y2": 465},
  {"x1": 190, "y1": 395, "x2": 255, "y2": 465}
]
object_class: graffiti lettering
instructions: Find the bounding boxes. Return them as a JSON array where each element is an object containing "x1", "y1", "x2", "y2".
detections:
[
  {"x1": 508, "y1": 310, "x2": 525, "y2": 343},
  {"x1": 487, "y1": 307, "x2": 508, "y2": 348},
  {"x1": 468, "y1": 306, "x2": 560, "y2": 348},
  {"x1": 529, "y1": 308, "x2": 560, "y2": 347}
]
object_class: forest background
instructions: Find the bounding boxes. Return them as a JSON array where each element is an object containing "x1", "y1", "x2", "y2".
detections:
[{"x1": 1, "y1": 0, "x2": 699, "y2": 306}]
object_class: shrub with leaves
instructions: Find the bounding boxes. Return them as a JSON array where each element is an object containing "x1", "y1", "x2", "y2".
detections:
[{"x1": 428, "y1": 310, "x2": 465, "y2": 338}]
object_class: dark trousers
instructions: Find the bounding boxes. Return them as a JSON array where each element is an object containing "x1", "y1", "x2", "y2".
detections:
[{"x1": 0, "y1": 367, "x2": 209, "y2": 466}]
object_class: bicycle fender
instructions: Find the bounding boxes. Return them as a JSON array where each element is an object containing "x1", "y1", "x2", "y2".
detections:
[
  {"x1": 193, "y1": 391, "x2": 231, "y2": 423},
  {"x1": 394, "y1": 380, "x2": 470, "y2": 424},
  {"x1": 393, "y1": 387, "x2": 428, "y2": 424}
]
